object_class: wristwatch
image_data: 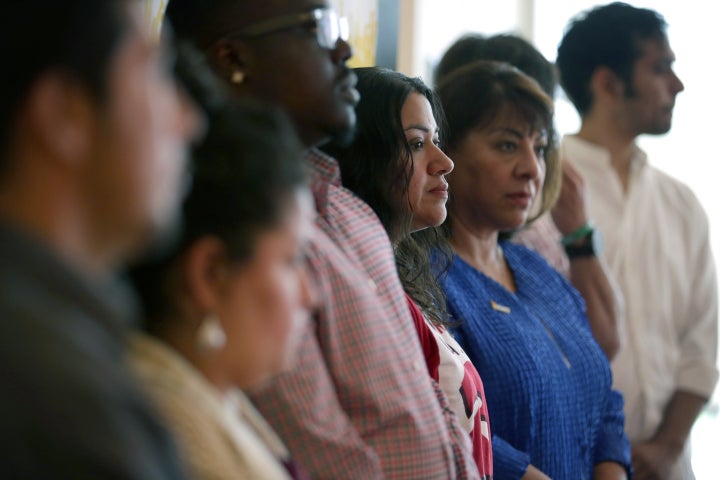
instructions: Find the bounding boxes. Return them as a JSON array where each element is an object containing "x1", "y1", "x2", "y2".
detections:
[{"x1": 564, "y1": 226, "x2": 603, "y2": 259}]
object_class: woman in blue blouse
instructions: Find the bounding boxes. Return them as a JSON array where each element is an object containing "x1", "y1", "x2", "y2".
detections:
[{"x1": 435, "y1": 61, "x2": 631, "y2": 479}]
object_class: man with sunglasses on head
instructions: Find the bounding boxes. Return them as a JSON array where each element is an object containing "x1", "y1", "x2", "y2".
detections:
[{"x1": 165, "y1": 1, "x2": 478, "y2": 478}]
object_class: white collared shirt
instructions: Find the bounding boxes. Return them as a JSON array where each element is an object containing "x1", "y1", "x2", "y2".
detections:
[{"x1": 561, "y1": 135, "x2": 718, "y2": 450}]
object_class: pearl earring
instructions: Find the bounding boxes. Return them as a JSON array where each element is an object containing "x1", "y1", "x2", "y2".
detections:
[
  {"x1": 196, "y1": 314, "x2": 226, "y2": 351},
  {"x1": 231, "y1": 70, "x2": 245, "y2": 84}
]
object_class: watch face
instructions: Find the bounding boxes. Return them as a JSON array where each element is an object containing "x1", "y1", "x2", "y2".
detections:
[
  {"x1": 590, "y1": 228, "x2": 604, "y2": 255},
  {"x1": 565, "y1": 227, "x2": 603, "y2": 258}
]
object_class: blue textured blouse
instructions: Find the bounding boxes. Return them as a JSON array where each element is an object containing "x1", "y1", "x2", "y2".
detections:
[{"x1": 440, "y1": 242, "x2": 631, "y2": 479}]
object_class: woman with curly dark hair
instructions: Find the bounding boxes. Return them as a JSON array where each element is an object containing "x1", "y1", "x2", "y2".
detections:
[
  {"x1": 324, "y1": 66, "x2": 493, "y2": 478},
  {"x1": 127, "y1": 99, "x2": 314, "y2": 480}
]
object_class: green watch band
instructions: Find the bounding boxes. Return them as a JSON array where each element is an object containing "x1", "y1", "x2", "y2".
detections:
[
  {"x1": 564, "y1": 226, "x2": 603, "y2": 259},
  {"x1": 561, "y1": 222, "x2": 594, "y2": 246}
]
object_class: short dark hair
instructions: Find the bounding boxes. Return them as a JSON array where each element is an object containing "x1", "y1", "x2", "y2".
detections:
[
  {"x1": 323, "y1": 67, "x2": 452, "y2": 326},
  {"x1": 164, "y1": 0, "x2": 244, "y2": 48},
  {"x1": 436, "y1": 60, "x2": 560, "y2": 226},
  {"x1": 0, "y1": 0, "x2": 129, "y2": 169},
  {"x1": 557, "y1": 2, "x2": 668, "y2": 115},
  {"x1": 127, "y1": 99, "x2": 306, "y2": 330},
  {"x1": 435, "y1": 33, "x2": 557, "y2": 99}
]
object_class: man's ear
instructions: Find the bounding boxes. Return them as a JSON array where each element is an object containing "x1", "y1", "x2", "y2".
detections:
[
  {"x1": 180, "y1": 236, "x2": 230, "y2": 313},
  {"x1": 591, "y1": 66, "x2": 625, "y2": 102},
  {"x1": 24, "y1": 72, "x2": 95, "y2": 168},
  {"x1": 206, "y1": 38, "x2": 252, "y2": 86}
]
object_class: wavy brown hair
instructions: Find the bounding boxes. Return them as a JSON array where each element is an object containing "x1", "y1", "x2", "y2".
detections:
[
  {"x1": 436, "y1": 60, "x2": 560, "y2": 236},
  {"x1": 323, "y1": 67, "x2": 453, "y2": 326}
]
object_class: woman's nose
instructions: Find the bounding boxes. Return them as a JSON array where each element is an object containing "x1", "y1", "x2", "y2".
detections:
[
  {"x1": 298, "y1": 265, "x2": 318, "y2": 313},
  {"x1": 429, "y1": 144, "x2": 454, "y2": 176},
  {"x1": 516, "y1": 144, "x2": 541, "y2": 179}
]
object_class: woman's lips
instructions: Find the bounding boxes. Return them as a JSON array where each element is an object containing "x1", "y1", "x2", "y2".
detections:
[
  {"x1": 429, "y1": 184, "x2": 449, "y2": 198},
  {"x1": 506, "y1": 192, "x2": 532, "y2": 208}
]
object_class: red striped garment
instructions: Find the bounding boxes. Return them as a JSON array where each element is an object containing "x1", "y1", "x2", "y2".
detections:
[{"x1": 407, "y1": 294, "x2": 494, "y2": 479}]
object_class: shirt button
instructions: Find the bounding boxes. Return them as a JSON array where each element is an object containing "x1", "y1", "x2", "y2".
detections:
[
  {"x1": 413, "y1": 360, "x2": 423, "y2": 372},
  {"x1": 367, "y1": 279, "x2": 377, "y2": 292}
]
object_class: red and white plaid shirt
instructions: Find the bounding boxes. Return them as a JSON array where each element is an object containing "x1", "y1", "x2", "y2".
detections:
[{"x1": 251, "y1": 149, "x2": 476, "y2": 479}]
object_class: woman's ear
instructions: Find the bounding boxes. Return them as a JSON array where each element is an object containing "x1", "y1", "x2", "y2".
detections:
[{"x1": 180, "y1": 236, "x2": 229, "y2": 313}]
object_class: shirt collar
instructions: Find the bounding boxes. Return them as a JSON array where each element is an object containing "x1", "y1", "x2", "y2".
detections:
[
  {"x1": 305, "y1": 148, "x2": 341, "y2": 217},
  {"x1": 562, "y1": 134, "x2": 648, "y2": 174}
]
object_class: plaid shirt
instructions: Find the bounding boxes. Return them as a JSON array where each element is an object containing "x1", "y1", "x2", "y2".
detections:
[{"x1": 251, "y1": 149, "x2": 475, "y2": 479}]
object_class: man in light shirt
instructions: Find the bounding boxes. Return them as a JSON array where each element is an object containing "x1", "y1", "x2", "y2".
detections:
[{"x1": 557, "y1": 3, "x2": 718, "y2": 479}]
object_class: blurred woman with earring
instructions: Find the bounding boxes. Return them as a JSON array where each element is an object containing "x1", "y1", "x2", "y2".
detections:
[{"x1": 127, "y1": 100, "x2": 315, "y2": 480}]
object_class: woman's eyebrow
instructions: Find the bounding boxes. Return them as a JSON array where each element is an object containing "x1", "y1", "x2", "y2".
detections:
[{"x1": 404, "y1": 124, "x2": 439, "y2": 134}]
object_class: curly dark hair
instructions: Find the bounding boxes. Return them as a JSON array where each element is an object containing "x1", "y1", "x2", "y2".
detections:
[{"x1": 323, "y1": 67, "x2": 453, "y2": 326}]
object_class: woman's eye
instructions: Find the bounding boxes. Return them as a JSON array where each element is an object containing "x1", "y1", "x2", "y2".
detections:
[
  {"x1": 535, "y1": 145, "x2": 547, "y2": 159},
  {"x1": 433, "y1": 138, "x2": 442, "y2": 148},
  {"x1": 409, "y1": 140, "x2": 424, "y2": 151},
  {"x1": 497, "y1": 141, "x2": 516, "y2": 152}
]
